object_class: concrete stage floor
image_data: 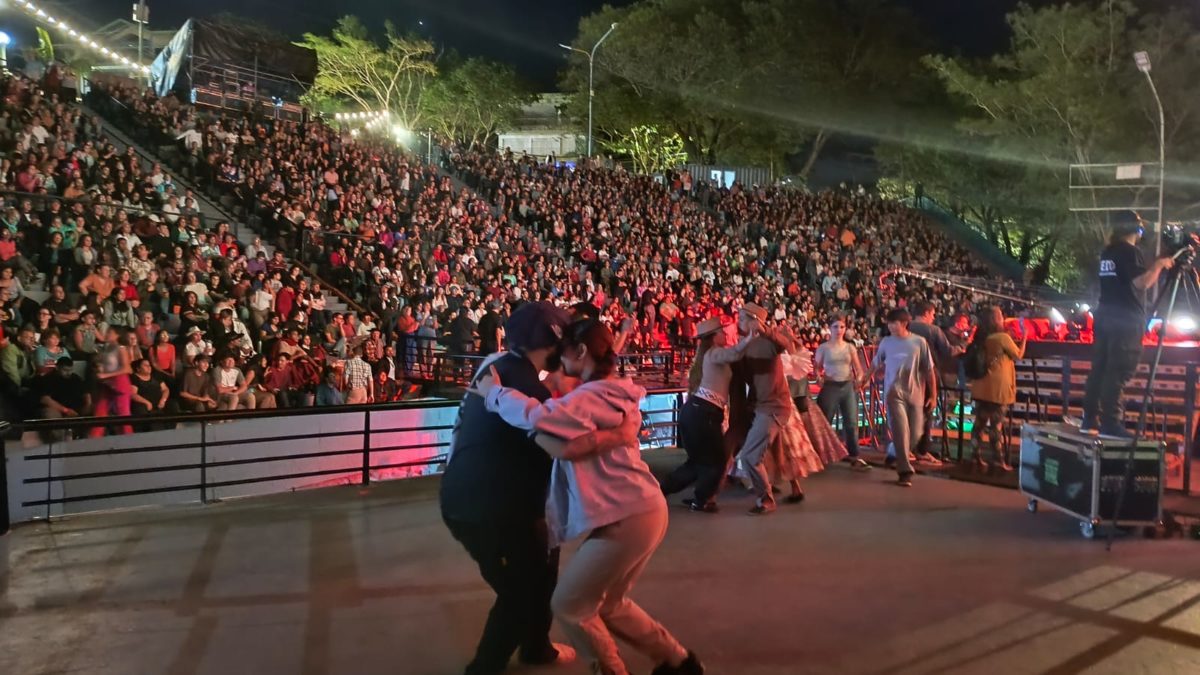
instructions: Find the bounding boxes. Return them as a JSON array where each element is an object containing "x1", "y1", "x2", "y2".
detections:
[{"x1": 4, "y1": 452, "x2": 1200, "y2": 675}]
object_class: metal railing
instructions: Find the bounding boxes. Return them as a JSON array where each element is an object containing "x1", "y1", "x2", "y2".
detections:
[{"x1": 1, "y1": 388, "x2": 686, "y2": 533}]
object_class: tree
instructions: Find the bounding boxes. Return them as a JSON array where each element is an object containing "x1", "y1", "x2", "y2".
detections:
[
  {"x1": 296, "y1": 16, "x2": 437, "y2": 129},
  {"x1": 422, "y1": 58, "x2": 536, "y2": 149},
  {"x1": 562, "y1": 0, "x2": 926, "y2": 176},
  {"x1": 899, "y1": 1, "x2": 1200, "y2": 288},
  {"x1": 876, "y1": 136, "x2": 1068, "y2": 285},
  {"x1": 602, "y1": 125, "x2": 689, "y2": 174}
]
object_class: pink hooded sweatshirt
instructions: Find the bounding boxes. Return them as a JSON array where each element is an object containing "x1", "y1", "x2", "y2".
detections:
[{"x1": 484, "y1": 377, "x2": 664, "y2": 543}]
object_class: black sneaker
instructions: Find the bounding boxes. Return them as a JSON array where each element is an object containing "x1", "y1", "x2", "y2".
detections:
[
  {"x1": 884, "y1": 456, "x2": 896, "y2": 470},
  {"x1": 682, "y1": 498, "x2": 719, "y2": 514},
  {"x1": 651, "y1": 650, "x2": 705, "y2": 675},
  {"x1": 785, "y1": 491, "x2": 805, "y2": 504}
]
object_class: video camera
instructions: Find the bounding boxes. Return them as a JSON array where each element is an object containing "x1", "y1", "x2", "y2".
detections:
[{"x1": 1166, "y1": 224, "x2": 1199, "y2": 265}]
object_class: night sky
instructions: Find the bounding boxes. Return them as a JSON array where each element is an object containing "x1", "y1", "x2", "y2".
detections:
[{"x1": 75, "y1": 0, "x2": 1029, "y2": 88}]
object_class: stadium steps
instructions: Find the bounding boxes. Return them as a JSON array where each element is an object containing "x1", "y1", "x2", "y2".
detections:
[
  {"x1": 906, "y1": 197, "x2": 1027, "y2": 282},
  {"x1": 83, "y1": 105, "x2": 353, "y2": 317}
]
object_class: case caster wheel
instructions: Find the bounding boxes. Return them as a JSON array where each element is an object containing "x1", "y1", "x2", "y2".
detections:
[
  {"x1": 1027, "y1": 499, "x2": 1038, "y2": 514},
  {"x1": 1080, "y1": 521, "x2": 1096, "y2": 540}
]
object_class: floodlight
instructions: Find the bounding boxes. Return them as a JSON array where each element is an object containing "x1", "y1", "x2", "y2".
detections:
[{"x1": 1133, "y1": 51, "x2": 1151, "y2": 74}]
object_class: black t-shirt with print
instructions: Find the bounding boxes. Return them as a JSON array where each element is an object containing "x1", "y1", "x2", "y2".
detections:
[{"x1": 1098, "y1": 241, "x2": 1147, "y2": 319}]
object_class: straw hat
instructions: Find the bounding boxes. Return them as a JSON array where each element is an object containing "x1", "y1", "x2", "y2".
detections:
[
  {"x1": 695, "y1": 317, "x2": 724, "y2": 338},
  {"x1": 740, "y1": 303, "x2": 768, "y2": 322}
]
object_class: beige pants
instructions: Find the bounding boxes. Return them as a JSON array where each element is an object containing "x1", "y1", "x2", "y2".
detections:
[
  {"x1": 551, "y1": 501, "x2": 685, "y2": 675},
  {"x1": 218, "y1": 391, "x2": 256, "y2": 411},
  {"x1": 346, "y1": 386, "x2": 368, "y2": 404}
]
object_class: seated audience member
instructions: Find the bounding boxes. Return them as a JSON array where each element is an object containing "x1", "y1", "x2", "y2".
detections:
[
  {"x1": 33, "y1": 356, "x2": 90, "y2": 442},
  {"x1": 179, "y1": 355, "x2": 218, "y2": 412}
]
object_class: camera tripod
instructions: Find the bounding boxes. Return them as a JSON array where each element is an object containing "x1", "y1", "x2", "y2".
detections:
[{"x1": 1106, "y1": 249, "x2": 1200, "y2": 550}]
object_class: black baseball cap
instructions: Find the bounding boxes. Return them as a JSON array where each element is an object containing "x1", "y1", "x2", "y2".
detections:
[{"x1": 505, "y1": 301, "x2": 571, "y2": 353}]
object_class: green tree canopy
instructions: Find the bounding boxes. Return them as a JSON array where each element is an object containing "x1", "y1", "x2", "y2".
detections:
[
  {"x1": 601, "y1": 125, "x2": 689, "y2": 174},
  {"x1": 882, "y1": 0, "x2": 1200, "y2": 289},
  {"x1": 422, "y1": 57, "x2": 536, "y2": 150},
  {"x1": 297, "y1": 16, "x2": 437, "y2": 129},
  {"x1": 562, "y1": 0, "x2": 926, "y2": 176}
]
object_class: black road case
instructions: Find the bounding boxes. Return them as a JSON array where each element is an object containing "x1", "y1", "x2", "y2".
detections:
[{"x1": 1019, "y1": 423, "x2": 1164, "y2": 539}]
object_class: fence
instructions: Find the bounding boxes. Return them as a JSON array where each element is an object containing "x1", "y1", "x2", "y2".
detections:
[{"x1": 1, "y1": 389, "x2": 685, "y2": 533}]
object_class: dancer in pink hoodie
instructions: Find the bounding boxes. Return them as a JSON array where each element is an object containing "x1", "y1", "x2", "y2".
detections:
[{"x1": 473, "y1": 319, "x2": 703, "y2": 675}]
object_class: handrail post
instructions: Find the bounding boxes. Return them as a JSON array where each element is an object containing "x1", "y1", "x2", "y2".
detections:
[
  {"x1": 957, "y1": 387, "x2": 966, "y2": 462},
  {"x1": 362, "y1": 410, "x2": 372, "y2": 486},
  {"x1": 1, "y1": 422, "x2": 10, "y2": 535},
  {"x1": 200, "y1": 421, "x2": 208, "y2": 504}
]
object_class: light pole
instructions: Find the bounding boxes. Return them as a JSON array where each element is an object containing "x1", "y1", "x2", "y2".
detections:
[
  {"x1": 0, "y1": 33, "x2": 10, "y2": 72},
  {"x1": 1134, "y1": 51, "x2": 1165, "y2": 259},
  {"x1": 559, "y1": 21, "x2": 617, "y2": 158}
]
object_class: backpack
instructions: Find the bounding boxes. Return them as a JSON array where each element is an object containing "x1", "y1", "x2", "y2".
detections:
[{"x1": 962, "y1": 338, "x2": 990, "y2": 380}]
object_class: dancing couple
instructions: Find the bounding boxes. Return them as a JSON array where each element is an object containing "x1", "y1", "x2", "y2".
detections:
[
  {"x1": 442, "y1": 303, "x2": 703, "y2": 675},
  {"x1": 662, "y1": 304, "x2": 847, "y2": 514}
]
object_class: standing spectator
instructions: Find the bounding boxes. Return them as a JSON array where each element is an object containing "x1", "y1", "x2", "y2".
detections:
[
  {"x1": 90, "y1": 327, "x2": 134, "y2": 437},
  {"x1": 343, "y1": 346, "x2": 373, "y2": 404},
  {"x1": 907, "y1": 301, "x2": 954, "y2": 466},
  {"x1": 868, "y1": 308, "x2": 937, "y2": 487},
  {"x1": 969, "y1": 306, "x2": 1026, "y2": 472},
  {"x1": 477, "y1": 303, "x2": 503, "y2": 355},
  {"x1": 814, "y1": 316, "x2": 869, "y2": 469}
]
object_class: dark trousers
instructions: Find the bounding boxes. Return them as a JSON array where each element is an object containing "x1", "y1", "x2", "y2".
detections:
[
  {"x1": 818, "y1": 381, "x2": 860, "y2": 456},
  {"x1": 660, "y1": 397, "x2": 727, "y2": 505},
  {"x1": 1082, "y1": 313, "x2": 1143, "y2": 429},
  {"x1": 443, "y1": 516, "x2": 558, "y2": 675}
]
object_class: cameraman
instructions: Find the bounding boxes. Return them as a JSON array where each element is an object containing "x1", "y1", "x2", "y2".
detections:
[{"x1": 1080, "y1": 221, "x2": 1180, "y2": 437}]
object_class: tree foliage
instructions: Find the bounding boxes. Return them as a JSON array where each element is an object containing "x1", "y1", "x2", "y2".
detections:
[
  {"x1": 297, "y1": 16, "x2": 438, "y2": 129},
  {"x1": 421, "y1": 58, "x2": 536, "y2": 150},
  {"x1": 562, "y1": 0, "x2": 924, "y2": 176},
  {"x1": 882, "y1": 0, "x2": 1200, "y2": 289},
  {"x1": 602, "y1": 125, "x2": 689, "y2": 175}
]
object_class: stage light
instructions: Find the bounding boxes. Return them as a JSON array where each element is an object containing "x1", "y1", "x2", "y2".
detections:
[
  {"x1": 1172, "y1": 315, "x2": 1197, "y2": 332},
  {"x1": 1048, "y1": 308, "x2": 1066, "y2": 324},
  {"x1": 0, "y1": 32, "x2": 10, "y2": 47},
  {"x1": 1079, "y1": 303, "x2": 1090, "y2": 313}
]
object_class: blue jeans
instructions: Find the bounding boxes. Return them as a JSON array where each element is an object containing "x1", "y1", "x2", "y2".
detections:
[{"x1": 817, "y1": 381, "x2": 859, "y2": 456}]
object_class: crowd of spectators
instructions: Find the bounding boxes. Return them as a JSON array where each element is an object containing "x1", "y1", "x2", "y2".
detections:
[{"x1": 0, "y1": 69, "x2": 1014, "y2": 440}]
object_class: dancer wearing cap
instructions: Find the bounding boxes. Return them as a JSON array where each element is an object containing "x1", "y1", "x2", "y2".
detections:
[
  {"x1": 728, "y1": 303, "x2": 797, "y2": 515},
  {"x1": 659, "y1": 315, "x2": 745, "y2": 513},
  {"x1": 867, "y1": 308, "x2": 938, "y2": 487},
  {"x1": 472, "y1": 319, "x2": 704, "y2": 675},
  {"x1": 441, "y1": 301, "x2": 583, "y2": 675}
]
